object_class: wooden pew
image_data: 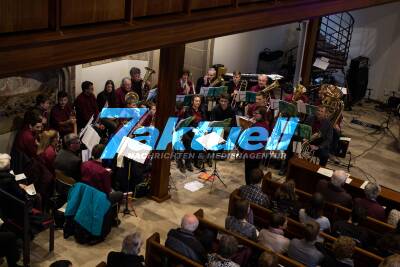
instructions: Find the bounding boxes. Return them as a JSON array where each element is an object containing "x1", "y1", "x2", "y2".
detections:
[
  {"x1": 286, "y1": 157, "x2": 400, "y2": 212},
  {"x1": 229, "y1": 189, "x2": 384, "y2": 267},
  {"x1": 145, "y1": 232, "x2": 203, "y2": 267},
  {"x1": 261, "y1": 176, "x2": 396, "y2": 235},
  {"x1": 194, "y1": 209, "x2": 305, "y2": 267}
]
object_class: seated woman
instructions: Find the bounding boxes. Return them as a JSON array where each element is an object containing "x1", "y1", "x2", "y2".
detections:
[
  {"x1": 107, "y1": 232, "x2": 144, "y2": 267},
  {"x1": 299, "y1": 192, "x2": 331, "y2": 234},
  {"x1": 207, "y1": 235, "x2": 240, "y2": 267},
  {"x1": 321, "y1": 236, "x2": 356, "y2": 267},
  {"x1": 273, "y1": 179, "x2": 299, "y2": 217},
  {"x1": 225, "y1": 199, "x2": 257, "y2": 241}
]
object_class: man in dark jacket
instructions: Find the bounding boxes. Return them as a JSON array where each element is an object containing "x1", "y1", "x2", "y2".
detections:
[
  {"x1": 316, "y1": 170, "x2": 352, "y2": 207},
  {"x1": 305, "y1": 106, "x2": 333, "y2": 166},
  {"x1": 54, "y1": 133, "x2": 81, "y2": 181},
  {"x1": 165, "y1": 214, "x2": 206, "y2": 264}
]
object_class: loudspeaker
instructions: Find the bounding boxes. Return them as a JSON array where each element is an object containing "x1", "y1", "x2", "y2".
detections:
[{"x1": 346, "y1": 56, "x2": 369, "y2": 105}]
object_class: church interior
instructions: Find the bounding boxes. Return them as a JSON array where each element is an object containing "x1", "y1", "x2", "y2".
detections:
[{"x1": 0, "y1": 0, "x2": 400, "y2": 266}]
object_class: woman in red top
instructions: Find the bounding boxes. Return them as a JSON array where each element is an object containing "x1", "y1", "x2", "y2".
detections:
[{"x1": 37, "y1": 129, "x2": 59, "y2": 174}]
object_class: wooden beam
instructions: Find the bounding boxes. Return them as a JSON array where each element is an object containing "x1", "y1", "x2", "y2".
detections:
[
  {"x1": 149, "y1": 44, "x2": 185, "y2": 202},
  {"x1": 0, "y1": 0, "x2": 398, "y2": 77},
  {"x1": 301, "y1": 17, "x2": 321, "y2": 86}
]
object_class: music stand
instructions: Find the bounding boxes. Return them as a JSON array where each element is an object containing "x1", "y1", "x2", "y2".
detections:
[
  {"x1": 209, "y1": 156, "x2": 227, "y2": 192},
  {"x1": 122, "y1": 160, "x2": 137, "y2": 217}
]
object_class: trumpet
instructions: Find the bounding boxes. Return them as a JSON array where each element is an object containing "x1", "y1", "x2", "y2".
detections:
[{"x1": 231, "y1": 80, "x2": 248, "y2": 108}]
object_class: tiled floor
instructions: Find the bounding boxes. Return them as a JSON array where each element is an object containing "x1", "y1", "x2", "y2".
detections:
[{"x1": 3, "y1": 101, "x2": 399, "y2": 267}]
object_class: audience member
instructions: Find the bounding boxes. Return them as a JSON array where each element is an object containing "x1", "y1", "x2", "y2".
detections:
[
  {"x1": 288, "y1": 221, "x2": 324, "y2": 267},
  {"x1": 0, "y1": 231, "x2": 22, "y2": 267},
  {"x1": 0, "y1": 154, "x2": 25, "y2": 200},
  {"x1": 81, "y1": 144, "x2": 123, "y2": 205},
  {"x1": 379, "y1": 254, "x2": 400, "y2": 267},
  {"x1": 225, "y1": 199, "x2": 257, "y2": 241},
  {"x1": 316, "y1": 170, "x2": 352, "y2": 207},
  {"x1": 387, "y1": 209, "x2": 400, "y2": 227},
  {"x1": 258, "y1": 251, "x2": 278, "y2": 267},
  {"x1": 37, "y1": 130, "x2": 59, "y2": 174},
  {"x1": 258, "y1": 212, "x2": 290, "y2": 254},
  {"x1": 54, "y1": 133, "x2": 81, "y2": 180},
  {"x1": 299, "y1": 193, "x2": 331, "y2": 233},
  {"x1": 207, "y1": 234, "x2": 239, "y2": 267},
  {"x1": 354, "y1": 182, "x2": 385, "y2": 221},
  {"x1": 74, "y1": 81, "x2": 99, "y2": 130},
  {"x1": 321, "y1": 236, "x2": 356, "y2": 267},
  {"x1": 49, "y1": 260, "x2": 73, "y2": 267},
  {"x1": 377, "y1": 221, "x2": 400, "y2": 257},
  {"x1": 239, "y1": 168, "x2": 269, "y2": 208},
  {"x1": 273, "y1": 179, "x2": 299, "y2": 217},
  {"x1": 165, "y1": 214, "x2": 206, "y2": 263},
  {"x1": 50, "y1": 91, "x2": 75, "y2": 137},
  {"x1": 332, "y1": 205, "x2": 371, "y2": 248},
  {"x1": 107, "y1": 232, "x2": 145, "y2": 267},
  {"x1": 13, "y1": 110, "x2": 43, "y2": 158}
]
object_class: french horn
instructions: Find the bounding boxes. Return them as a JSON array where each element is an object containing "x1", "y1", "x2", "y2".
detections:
[{"x1": 125, "y1": 91, "x2": 139, "y2": 104}]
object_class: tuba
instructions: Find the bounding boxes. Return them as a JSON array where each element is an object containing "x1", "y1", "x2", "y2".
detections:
[
  {"x1": 125, "y1": 91, "x2": 139, "y2": 105},
  {"x1": 142, "y1": 67, "x2": 156, "y2": 100},
  {"x1": 300, "y1": 84, "x2": 344, "y2": 162}
]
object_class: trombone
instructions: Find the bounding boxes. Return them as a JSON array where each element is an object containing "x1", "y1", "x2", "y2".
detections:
[{"x1": 231, "y1": 80, "x2": 247, "y2": 109}]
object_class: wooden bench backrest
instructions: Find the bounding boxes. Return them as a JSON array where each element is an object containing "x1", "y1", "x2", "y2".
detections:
[
  {"x1": 230, "y1": 190, "x2": 383, "y2": 267},
  {"x1": 261, "y1": 176, "x2": 395, "y2": 234},
  {"x1": 286, "y1": 157, "x2": 400, "y2": 211},
  {"x1": 194, "y1": 209, "x2": 305, "y2": 267},
  {"x1": 145, "y1": 232, "x2": 203, "y2": 267}
]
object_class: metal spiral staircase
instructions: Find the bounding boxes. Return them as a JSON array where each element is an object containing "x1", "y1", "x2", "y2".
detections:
[{"x1": 312, "y1": 12, "x2": 355, "y2": 82}]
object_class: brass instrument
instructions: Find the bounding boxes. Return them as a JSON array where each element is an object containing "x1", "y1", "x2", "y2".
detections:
[
  {"x1": 231, "y1": 80, "x2": 248, "y2": 108},
  {"x1": 210, "y1": 66, "x2": 226, "y2": 87},
  {"x1": 142, "y1": 67, "x2": 156, "y2": 99},
  {"x1": 300, "y1": 84, "x2": 344, "y2": 162},
  {"x1": 261, "y1": 80, "x2": 280, "y2": 110},
  {"x1": 292, "y1": 84, "x2": 307, "y2": 102},
  {"x1": 125, "y1": 91, "x2": 139, "y2": 105}
]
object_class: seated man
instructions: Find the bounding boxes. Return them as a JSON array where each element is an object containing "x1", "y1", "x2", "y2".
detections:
[
  {"x1": 288, "y1": 221, "x2": 324, "y2": 267},
  {"x1": 0, "y1": 231, "x2": 22, "y2": 267},
  {"x1": 316, "y1": 170, "x2": 352, "y2": 207},
  {"x1": 165, "y1": 214, "x2": 206, "y2": 264},
  {"x1": 210, "y1": 93, "x2": 235, "y2": 124},
  {"x1": 258, "y1": 212, "x2": 290, "y2": 254},
  {"x1": 81, "y1": 144, "x2": 123, "y2": 205},
  {"x1": 305, "y1": 106, "x2": 333, "y2": 166},
  {"x1": 239, "y1": 168, "x2": 269, "y2": 208},
  {"x1": 354, "y1": 182, "x2": 385, "y2": 221},
  {"x1": 54, "y1": 133, "x2": 81, "y2": 181},
  {"x1": 225, "y1": 199, "x2": 257, "y2": 241},
  {"x1": 332, "y1": 205, "x2": 372, "y2": 248},
  {"x1": 107, "y1": 232, "x2": 145, "y2": 267}
]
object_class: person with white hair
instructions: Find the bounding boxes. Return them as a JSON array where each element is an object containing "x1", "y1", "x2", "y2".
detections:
[
  {"x1": 115, "y1": 77, "x2": 133, "y2": 107},
  {"x1": 0, "y1": 154, "x2": 25, "y2": 200},
  {"x1": 355, "y1": 182, "x2": 385, "y2": 221},
  {"x1": 165, "y1": 214, "x2": 206, "y2": 264},
  {"x1": 107, "y1": 232, "x2": 145, "y2": 267},
  {"x1": 316, "y1": 170, "x2": 352, "y2": 207}
]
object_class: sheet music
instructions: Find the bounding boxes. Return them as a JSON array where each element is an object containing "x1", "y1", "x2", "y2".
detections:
[
  {"x1": 297, "y1": 100, "x2": 307, "y2": 113},
  {"x1": 317, "y1": 167, "x2": 334, "y2": 177},
  {"x1": 339, "y1": 137, "x2": 351, "y2": 142},
  {"x1": 313, "y1": 57, "x2": 330, "y2": 70},
  {"x1": 270, "y1": 98, "x2": 280, "y2": 110},
  {"x1": 184, "y1": 181, "x2": 204, "y2": 192},
  {"x1": 200, "y1": 87, "x2": 210, "y2": 96},
  {"x1": 360, "y1": 181, "x2": 369, "y2": 189},
  {"x1": 25, "y1": 184, "x2": 37, "y2": 196},
  {"x1": 15, "y1": 173, "x2": 27, "y2": 182},
  {"x1": 338, "y1": 87, "x2": 348, "y2": 95},
  {"x1": 81, "y1": 149, "x2": 91, "y2": 162},
  {"x1": 267, "y1": 74, "x2": 284, "y2": 80},
  {"x1": 117, "y1": 136, "x2": 152, "y2": 164},
  {"x1": 195, "y1": 132, "x2": 225, "y2": 150},
  {"x1": 147, "y1": 88, "x2": 158, "y2": 100},
  {"x1": 79, "y1": 115, "x2": 94, "y2": 138},
  {"x1": 81, "y1": 126, "x2": 101, "y2": 151}
]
